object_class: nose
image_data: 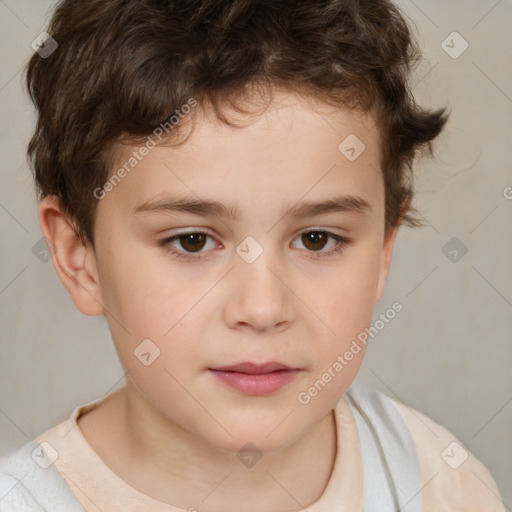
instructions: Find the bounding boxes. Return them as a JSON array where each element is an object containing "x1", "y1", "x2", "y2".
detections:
[{"x1": 222, "y1": 248, "x2": 293, "y2": 334}]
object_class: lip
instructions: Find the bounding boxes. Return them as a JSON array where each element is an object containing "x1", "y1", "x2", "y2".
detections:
[
  {"x1": 210, "y1": 362, "x2": 297, "y2": 374},
  {"x1": 208, "y1": 362, "x2": 301, "y2": 396}
]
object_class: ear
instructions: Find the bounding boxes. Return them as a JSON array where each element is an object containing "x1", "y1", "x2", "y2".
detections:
[
  {"x1": 374, "y1": 221, "x2": 401, "y2": 305},
  {"x1": 38, "y1": 195, "x2": 104, "y2": 316}
]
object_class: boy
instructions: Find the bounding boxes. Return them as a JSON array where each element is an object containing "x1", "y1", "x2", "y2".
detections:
[{"x1": 0, "y1": 0, "x2": 506, "y2": 510}]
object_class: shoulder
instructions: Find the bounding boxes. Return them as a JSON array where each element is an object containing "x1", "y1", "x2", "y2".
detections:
[
  {"x1": 0, "y1": 441, "x2": 47, "y2": 511},
  {"x1": 387, "y1": 394, "x2": 505, "y2": 511},
  {"x1": 0, "y1": 396, "x2": 108, "y2": 512},
  {"x1": 0, "y1": 440, "x2": 85, "y2": 512},
  {"x1": 344, "y1": 383, "x2": 505, "y2": 511},
  {"x1": 0, "y1": 474, "x2": 47, "y2": 512}
]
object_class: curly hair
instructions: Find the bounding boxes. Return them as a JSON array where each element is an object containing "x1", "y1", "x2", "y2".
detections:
[{"x1": 25, "y1": 0, "x2": 449, "y2": 246}]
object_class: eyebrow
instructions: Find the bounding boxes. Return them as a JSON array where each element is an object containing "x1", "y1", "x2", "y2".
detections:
[{"x1": 133, "y1": 194, "x2": 371, "y2": 220}]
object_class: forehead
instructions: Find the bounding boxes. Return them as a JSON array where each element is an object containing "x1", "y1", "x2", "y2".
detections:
[
  {"x1": 101, "y1": 91, "x2": 383, "y2": 223},
  {"x1": 171, "y1": 91, "x2": 380, "y2": 161}
]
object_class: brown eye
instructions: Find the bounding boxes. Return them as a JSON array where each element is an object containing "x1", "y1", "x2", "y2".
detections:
[
  {"x1": 292, "y1": 230, "x2": 351, "y2": 259},
  {"x1": 159, "y1": 230, "x2": 218, "y2": 260},
  {"x1": 177, "y1": 233, "x2": 208, "y2": 253},
  {"x1": 301, "y1": 231, "x2": 329, "y2": 251}
]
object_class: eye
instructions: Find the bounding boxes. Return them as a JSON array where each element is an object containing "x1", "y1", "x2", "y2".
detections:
[
  {"x1": 291, "y1": 230, "x2": 351, "y2": 258},
  {"x1": 158, "y1": 229, "x2": 351, "y2": 261},
  {"x1": 158, "y1": 231, "x2": 219, "y2": 260}
]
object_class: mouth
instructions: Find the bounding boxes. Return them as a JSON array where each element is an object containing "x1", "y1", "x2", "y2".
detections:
[
  {"x1": 209, "y1": 361, "x2": 299, "y2": 374},
  {"x1": 208, "y1": 361, "x2": 302, "y2": 395}
]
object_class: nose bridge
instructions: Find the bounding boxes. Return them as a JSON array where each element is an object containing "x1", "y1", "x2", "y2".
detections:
[{"x1": 226, "y1": 235, "x2": 292, "y2": 331}]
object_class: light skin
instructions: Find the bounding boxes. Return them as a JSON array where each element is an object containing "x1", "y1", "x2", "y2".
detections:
[{"x1": 38, "y1": 90, "x2": 400, "y2": 512}]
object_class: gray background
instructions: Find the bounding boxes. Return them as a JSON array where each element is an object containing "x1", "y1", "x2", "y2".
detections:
[{"x1": 1, "y1": 0, "x2": 511, "y2": 506}]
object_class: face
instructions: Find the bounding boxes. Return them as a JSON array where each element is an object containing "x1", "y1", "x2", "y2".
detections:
[{"x1": 89, "y1": 91, "x2": 396, "y2": 453}]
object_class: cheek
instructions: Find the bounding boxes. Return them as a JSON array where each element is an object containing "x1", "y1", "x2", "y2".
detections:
[
  {"x1": 107, "y1": 282, "x2": 209, "y2": 378},
  {"x1": 307, "y1": 247, "x2": 381, "y2": 337},
  {"x1": 97, "y1": 239, "x2": 209, "y2": 333},
  {"x1": 95, "y1": 246, "x2": 214, "y2": 385},
  {"x1": 298, "y1": 244, "x2": 381, "y2": 398},
  {"x1": 297, "y1": 263, "x2": 378, "y2": 409}
]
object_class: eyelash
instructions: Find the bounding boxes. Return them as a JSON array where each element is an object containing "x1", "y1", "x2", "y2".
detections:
[{"x1": 158, "y1": 229, "x2": 351, "y2": 261}]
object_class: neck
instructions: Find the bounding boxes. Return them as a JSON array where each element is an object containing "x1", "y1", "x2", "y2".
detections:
[{"x1": 92, "y1": 382, "x2": 338, "y2": 512}]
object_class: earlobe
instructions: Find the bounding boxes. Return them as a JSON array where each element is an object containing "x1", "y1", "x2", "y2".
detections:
[
  {"x1": 374, "y1": 222, "x2": 401, "y2": 305},
  {"x1": 38, "y1": 196, "x2": 104, "y2": 316}
]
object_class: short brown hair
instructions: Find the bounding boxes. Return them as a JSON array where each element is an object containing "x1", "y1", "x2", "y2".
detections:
[{"x1": 25, "y1": 0, "x2": 449, "y2": 246}]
